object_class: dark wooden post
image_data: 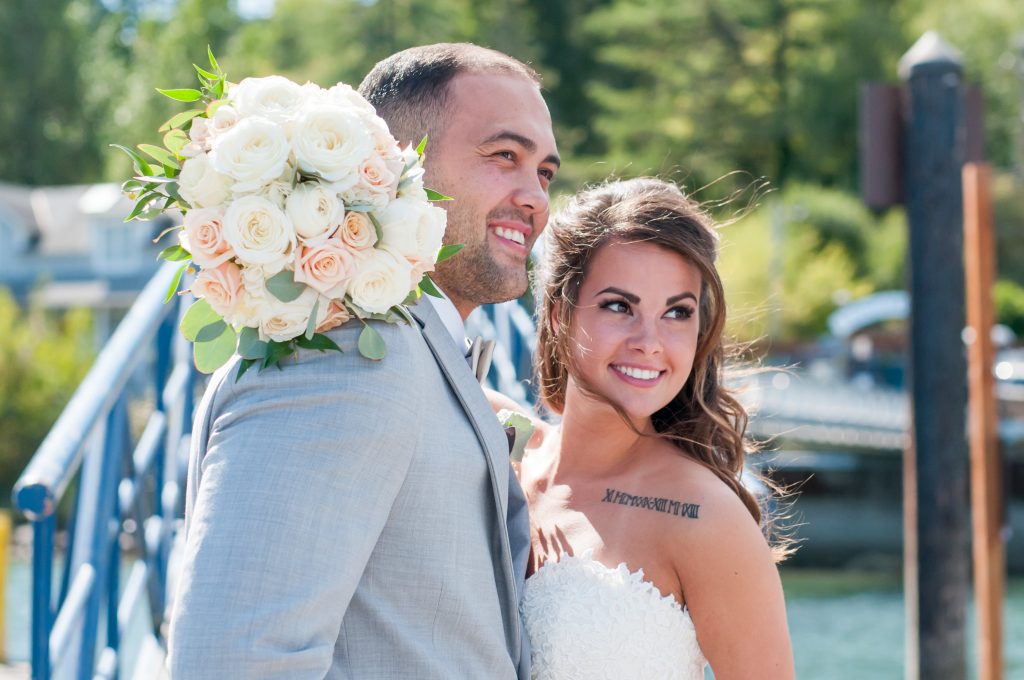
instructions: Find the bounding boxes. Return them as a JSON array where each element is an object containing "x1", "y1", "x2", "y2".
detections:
[{"x1": 899, "y1": 31, "x2": 970, "y2": 680}]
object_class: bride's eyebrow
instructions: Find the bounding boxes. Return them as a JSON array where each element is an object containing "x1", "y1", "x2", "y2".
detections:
[
  {"x1": 596, "y1": 286, "x2": 638, "y2": 302},
  {"x1": 666, "y1": 292, "x2": 697, "y2": 305}
]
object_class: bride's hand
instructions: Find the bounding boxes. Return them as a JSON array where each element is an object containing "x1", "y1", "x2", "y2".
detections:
[{"x1": 484, "y1": 388, "x2": 549, "y2": 451}]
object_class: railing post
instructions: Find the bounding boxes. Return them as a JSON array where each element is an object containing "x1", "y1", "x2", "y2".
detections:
[
  {"x1": 30, "y1": 515, "x2": 55, "y2": 680},
  {"x1": 76, "y1": 396, "x2": 129, "y2": 680}
]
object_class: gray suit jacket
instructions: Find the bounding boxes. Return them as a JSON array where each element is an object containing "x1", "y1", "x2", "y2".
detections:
[{"x1": 168, "y1": 299, "x2": 531, "y2": 679}]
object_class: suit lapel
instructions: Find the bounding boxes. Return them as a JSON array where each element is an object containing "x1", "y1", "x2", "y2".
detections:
[
  {"x1": 409, "y1": 300, "x2": 510, "y2": 506},
  {"x1": 407, "y1": 300, "x2": 522, "y2": 658}
]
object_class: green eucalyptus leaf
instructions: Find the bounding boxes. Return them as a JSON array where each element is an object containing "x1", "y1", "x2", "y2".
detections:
[
  {"x1": 165, "y1": 262, "x2": 189, "y2": 303},
  {"x1": 125, "y1": 196, "x2": 159, "y2": 222},
  {"x1": 195, "y1": 320, "x2": 228, "y2": 342},
  {"x1": 391, "y1": 305, "x2": 415, "y2": 326},
  {"x1": 163, "y1": 129, "x2": 189, "y2": 155},
  {"x1": 416, "y1": 135, "x2": 428, "y2": 156},
  {"x1": 261, "y1": 340, "x2": 295, "y2": 370},
  {"x1": 345, "y1": 204, "x2": 374, "y2": 212},
  {"x1": 237, "y1": 326, "x2": 268, "y2": 360},
  {"x1": 435, "y1": 244, "x2": 464, "y2": 264},
  {"x1": 180, "y1": 299, "x2": 221, "y2": 341},
  {"x1": 159, "y1": 108, "x2": 204, "y2": 132},
  {"x1": 425, "y1": 188, "x2": 453, "y2": 202},
  {"x1": 165, "y1": 182, "x2": 182, "y2": 202},
  {"x1": 265, "y1": 270, "x2": 307, "y2": 302},
  {"x1": 157, "y1": 88, "x2": 203, "y2": 102},
  {"x1": 295, "y1": 333, "x2": 343, "y2": 352},
  {"x1": 110, "y1": 143, "x2": 153, "y2": 176},
  {"x1": 121, "y1": 179, "x2": 146, "y2": 194},
  {"x1": 157, "y1": 244, "x2": 190, "y2": 262},
  {"x1": 368, "y1": 212, "x2": 384, "y2": 243},
  {"x1": 357, "y1": 323, "x2": 387, "y2": 361},
  {"x1": 207, "y1": 46, "x2": 221, "y2": 74},
  {"x1": 194, "y1": 64, "x2": 219, "y2": 81},
  {"x1": 402, "y1": 289, "x2": 421, "y2": 306},
  {"x1": 138, "y1": 143, "x2": 179, "y2": 168},
  {"x1": 418, "y1": 274, "x2": 443, "y2": 299},
  {"x1": 304, "y1": 297, "x2": 321, "y2": 340},
  {"x1": 235, "y1": 357, "x2": 257, "y2": 382},
  {"x1": 152, "y1": 223, "x2": 183, "y2": 244},
  {"x1": 193, "y1": 323, "x2": 238, "y2": 373}
]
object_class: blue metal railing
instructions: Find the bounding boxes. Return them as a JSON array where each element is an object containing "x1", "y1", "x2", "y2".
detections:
[
  {"x1": 9, "y1": 257, "x2": 537, "y2": 679},
  {"x1": 13, "y1": 262, "x2": 196, "y2": 680}
]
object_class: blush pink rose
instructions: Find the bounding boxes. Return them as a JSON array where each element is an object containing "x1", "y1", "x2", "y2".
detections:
[
  {"x1": 180, "y1": 208, "x2": 234, "y2": 268},
  {"x1": 338, "y1": 211, "x2": 377, "y2": 251},
  {"x1": 405, "y1": 255, "x2": 434, "y2": 287},
  {"x1": 293, "y1": 237, "x2": 360, "y2": 298},
  {"x1": 357, "y1": 155, "x2": 399, "y2": 200},
  {"x1": 315, "y1": 297, "x2": 353, "y2": 333},
  {"x1": 190, "y1": 261, "x2": 243, "y2": 319}
]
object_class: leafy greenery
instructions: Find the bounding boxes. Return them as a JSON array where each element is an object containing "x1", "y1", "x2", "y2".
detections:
[
  {"x1": 2, "y1": 0, "x2": 1022, "y2": 347},
  {"x1": 0, "y1": 289, "x2": 94, "y2": 505}
]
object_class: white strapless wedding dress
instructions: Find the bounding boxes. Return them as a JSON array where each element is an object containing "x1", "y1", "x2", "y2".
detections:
[{"x1": 522, "y1": 550, "x2": 707, "y2": 680}]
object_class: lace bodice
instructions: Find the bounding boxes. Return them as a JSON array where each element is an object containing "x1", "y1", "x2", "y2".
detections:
[{"x1": 522, "y1": 550, "x2": 707, "y2": 679}]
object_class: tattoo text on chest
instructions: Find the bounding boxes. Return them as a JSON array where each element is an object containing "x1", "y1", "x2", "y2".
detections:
[{"x1": 601, "y1": 488, "x2": 700, "y2": 519}]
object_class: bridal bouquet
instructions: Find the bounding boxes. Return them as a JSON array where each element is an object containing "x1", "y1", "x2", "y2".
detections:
[{"x1": 116, "y1": 49, "x2": 458, "y2": 379}]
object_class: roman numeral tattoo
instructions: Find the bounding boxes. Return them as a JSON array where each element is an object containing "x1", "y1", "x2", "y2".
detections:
[{"x1": 601, "y1": 488, "x2": 700, "y2": 519}]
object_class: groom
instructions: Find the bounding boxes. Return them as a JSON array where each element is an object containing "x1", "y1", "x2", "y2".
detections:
[{"x1": 167, "y1": 43, "x2": 559, "y2": 679}]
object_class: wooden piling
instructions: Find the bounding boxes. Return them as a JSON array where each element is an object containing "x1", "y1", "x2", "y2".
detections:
[{"x1": 962, "y1": 162, "x2": 1004, "y2": 680}]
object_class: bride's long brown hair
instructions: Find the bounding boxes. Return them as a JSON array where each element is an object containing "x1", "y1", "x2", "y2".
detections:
[{"x1": 535, "y1": 178, "x2": 786, "y2": 551}]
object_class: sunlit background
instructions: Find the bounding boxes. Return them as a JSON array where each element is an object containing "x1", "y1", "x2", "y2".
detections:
[{"x1": 2, "y1": 0, "x2": 1024, "y2": 677}]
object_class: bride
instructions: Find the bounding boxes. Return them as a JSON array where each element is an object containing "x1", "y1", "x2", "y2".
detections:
[{"x1": 514, "y1": 177, "x2": 794, "y2": 679}]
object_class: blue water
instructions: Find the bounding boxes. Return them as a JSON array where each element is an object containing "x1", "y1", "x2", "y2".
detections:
[{"x1": 5, "y1": 558, "x2": 1023, "y2": 676}]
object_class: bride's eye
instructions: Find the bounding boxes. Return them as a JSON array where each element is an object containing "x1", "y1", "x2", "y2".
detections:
[
  {"x1": 600, "y1": 300, "x2": 630, "y2": 314},
  {"x1": 666, "y1": 305, "x2": 695, "y2": 320}
]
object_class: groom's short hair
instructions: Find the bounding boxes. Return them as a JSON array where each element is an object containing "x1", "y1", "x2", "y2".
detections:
[{"x1": 358, "y1": 43, "x2": 541, "y2": 148}]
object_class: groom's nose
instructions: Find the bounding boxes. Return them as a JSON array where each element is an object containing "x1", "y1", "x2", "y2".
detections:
[{"x1": 511, "y1": 174, "x2": 549, "y2": 218}]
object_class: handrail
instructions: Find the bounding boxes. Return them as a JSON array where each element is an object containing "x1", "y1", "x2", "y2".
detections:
[
  {"x1": 12, "y1": 260, "x2": 196, "y2": 680},
  {"x1": 14, "y1": 264, "x2": 184, "y2": 521}
]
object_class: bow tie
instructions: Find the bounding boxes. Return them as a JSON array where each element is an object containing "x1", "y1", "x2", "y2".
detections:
[{"x1": 466, "y1": 336, "x2": 495, "y2": 385}]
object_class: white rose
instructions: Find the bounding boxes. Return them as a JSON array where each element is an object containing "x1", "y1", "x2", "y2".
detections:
[
  {"x1": 325, "y1": 82, "x2": 377, "y2": 115},
  {"x1": 182, "y1": 117, "x2": 212, "y2": 157},
  {"x1": 377, "y1": 197, "x2": 447, "y2": 261},
  {"x1": 177, "y1": 153, "x2": 232, "y2": 209},
  {"x1": 210, "y1": 117, "x2": 291, "y2": 193},
  {"x1": 291, "y1": 105, "x2": 373, "y2": 189},
  {"x1": 229, "y1": 75, "x2": 307, "y2": 124},
  {"x1": 208, "y1": 104, "x2": 239, "y2": 135},
  {"x1": 225, "y1": 266, "x2": 270, "y2": 327},
  {"x1": 257, "y1": 285, "x2": 320, "y2": 343},
  {"x1": 347, "y1": 246, "x2": 414, "y2": 314},
  {"x1": 286, "y1": 182, "x2": 343, "y2": 241},
  {"x1": 222, "y1": 195, "x2": 296, "y2": 274}
]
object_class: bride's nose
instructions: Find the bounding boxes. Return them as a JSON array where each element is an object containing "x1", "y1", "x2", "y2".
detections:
[{"x1": 626, "y1": 317, "x2": 663, "y2": 355}]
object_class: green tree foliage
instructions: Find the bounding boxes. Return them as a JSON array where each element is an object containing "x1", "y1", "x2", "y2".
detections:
[
  {"x1": 0, "y1": 0, "x2": 102, "y2": 183},
  {"x1": 0, "y1": 289, "x2": 94, "y2": 504},
  {"x1": 995, "y1": 280, "x2": 1024, "y2": 337}
]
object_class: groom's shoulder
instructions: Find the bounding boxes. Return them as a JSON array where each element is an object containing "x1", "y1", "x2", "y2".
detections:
[{"x1": 202, "y1": 318, "x2": 432, "y2": 407}]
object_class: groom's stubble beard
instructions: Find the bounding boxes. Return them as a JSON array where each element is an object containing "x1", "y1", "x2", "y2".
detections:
[{"x1": 433, "y1": 203, "x2": 535, "y2": 309}]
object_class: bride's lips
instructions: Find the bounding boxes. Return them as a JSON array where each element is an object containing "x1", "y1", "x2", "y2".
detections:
[
  {"x1": 489, "y1": 220, "x2": 531, "y2": 254},
  {"x1": 610, "y1": 363, "x2": 666, "y2": 387}
]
